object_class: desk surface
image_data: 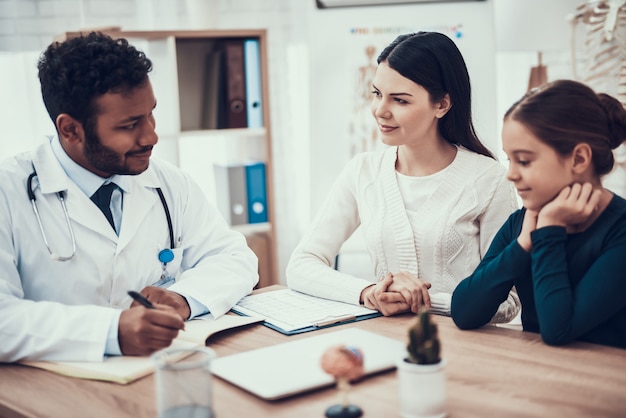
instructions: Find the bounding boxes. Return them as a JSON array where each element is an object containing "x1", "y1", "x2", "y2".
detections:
[{"x1": 1, "y1": 298, "x2": 626, "y2": 417}]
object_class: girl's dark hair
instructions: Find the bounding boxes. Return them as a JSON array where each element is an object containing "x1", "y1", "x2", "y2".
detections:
[
  {"x1": 505, "y1": 79, "x2": 626, "y2": 176},
  {"x1": 37, "y1": 31, "x2": 153, "y2": 129},
  {"x1": 377, "y1": 31, "x2": 494, "y2": 159}
]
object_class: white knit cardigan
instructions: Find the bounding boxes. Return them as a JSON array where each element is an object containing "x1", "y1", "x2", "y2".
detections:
[{"x1": 286, "y1": 146, "x2": 521, "y2": 322}]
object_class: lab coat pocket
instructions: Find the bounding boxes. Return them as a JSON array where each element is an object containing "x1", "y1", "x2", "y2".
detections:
[{"x1": 151, "y1": 247, "x2": 184, "y2": 288}]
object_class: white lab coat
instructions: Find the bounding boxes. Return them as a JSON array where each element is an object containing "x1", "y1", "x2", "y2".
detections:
[{"x1": 0, "y1": 140, "x2": 258, "y2": 362}]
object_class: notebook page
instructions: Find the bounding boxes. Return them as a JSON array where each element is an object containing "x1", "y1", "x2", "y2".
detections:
[{"x1": 232, "y1": 289, "x2": 379, "y2": 332}]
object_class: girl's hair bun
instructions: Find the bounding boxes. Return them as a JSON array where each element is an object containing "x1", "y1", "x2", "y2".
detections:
[{"x1": 598, "y1": 93, "x2": 626, "y2": 149}]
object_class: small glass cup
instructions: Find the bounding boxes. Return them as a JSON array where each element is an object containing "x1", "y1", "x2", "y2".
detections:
[{"x1": 152, "y1": 346, "x2": 216, "y2": 418}]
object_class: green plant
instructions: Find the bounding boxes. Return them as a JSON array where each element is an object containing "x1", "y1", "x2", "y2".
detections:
[{"x1": 405, "y1": 308, "x2": 441, "y2": 365}]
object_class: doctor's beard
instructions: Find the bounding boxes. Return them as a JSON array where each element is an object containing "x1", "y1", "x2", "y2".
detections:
[{"x1": 83, "y1": 125, "x2": 152, "y2": 176}]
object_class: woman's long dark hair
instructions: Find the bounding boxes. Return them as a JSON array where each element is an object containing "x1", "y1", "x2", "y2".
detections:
[{"x1": 378, "y1": 32, "x2": 494, "y2": 159}]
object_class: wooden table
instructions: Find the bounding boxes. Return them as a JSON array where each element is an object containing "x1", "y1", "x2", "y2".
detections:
[{"x1": 1, "y1": 309, "x2": 625, "y2": 417}]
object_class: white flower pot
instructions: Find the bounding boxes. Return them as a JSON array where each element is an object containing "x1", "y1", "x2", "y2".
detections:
[{"x1": 397, "y1": 358, "x2": 447, "y2": 418}]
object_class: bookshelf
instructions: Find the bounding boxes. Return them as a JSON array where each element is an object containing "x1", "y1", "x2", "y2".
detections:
[{"x1": 57, "y1": 28, "x2": 277, "y2": 287}]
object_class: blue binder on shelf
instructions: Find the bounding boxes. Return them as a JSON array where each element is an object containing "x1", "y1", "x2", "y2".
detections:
[
  {"x1": 244, "y1": 39, "x2": 263, "y2": 128},
  {"x1": 245, "y1": 162, "x2": 268, "y2": 223}
]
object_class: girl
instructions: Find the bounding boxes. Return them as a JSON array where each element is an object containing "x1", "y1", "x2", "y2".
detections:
[
  {"x1": 451, "y1": 79, "x2": 626, "y2": 348},
  {"x1": 287, "y1": 32, "x2": 520, "y2": 320}
]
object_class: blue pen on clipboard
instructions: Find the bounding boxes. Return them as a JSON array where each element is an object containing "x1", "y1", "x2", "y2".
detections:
[{"x1": 128, "y1": 290, "x2": 155, "y2": 309}]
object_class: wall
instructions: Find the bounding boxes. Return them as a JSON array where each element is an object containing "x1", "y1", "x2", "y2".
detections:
[{"x1": 493, "y1": 0, "x2": 582, "y2": 161}]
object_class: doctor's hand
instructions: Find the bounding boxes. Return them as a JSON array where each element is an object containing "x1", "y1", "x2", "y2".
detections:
[
  {"x1": 360, "y1": 274, "x2": 411, "y2": 316},
  {"x1": 132, "y1": 286, "x2": 191, "y2": 320},
  {"x1": 118, "y1": 304, "x2": 185, "y2": 356},
  {"x1": 386, "y1": 271, "x2": 431, "y2": 314}
]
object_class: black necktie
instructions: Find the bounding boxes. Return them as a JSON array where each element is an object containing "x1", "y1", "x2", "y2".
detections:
[{"x1": 91, "y1": 182, "x2": 117, "y2": 229}]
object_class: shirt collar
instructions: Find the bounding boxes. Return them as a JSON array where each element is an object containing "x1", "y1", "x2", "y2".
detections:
[{"x1": 50, "y1": 135, "x2": 131, "y2": 196}]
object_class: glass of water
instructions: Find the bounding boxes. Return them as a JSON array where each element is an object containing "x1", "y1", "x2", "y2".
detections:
[{"x1": 152, "y1": 346, "x2": 216, "y2": 418}]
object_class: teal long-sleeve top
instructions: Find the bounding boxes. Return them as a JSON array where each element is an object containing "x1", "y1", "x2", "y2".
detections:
[{"x1": 451, "y1": 194, "x2": 626, "y2": 349}]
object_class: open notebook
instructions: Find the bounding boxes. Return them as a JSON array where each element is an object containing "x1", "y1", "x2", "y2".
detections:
[
  {"x1": 232, "y1": 288, "x2": 452, "y2": 335},
  {"x1": 231, "y1": 288, "x2": 382, "y2": 335},
  {"x1": 211, "y1": 327, "x2": 405, "y2": 400},
  {"x1": 20, "y1": 314, "x2": 262, "y2": 384}
]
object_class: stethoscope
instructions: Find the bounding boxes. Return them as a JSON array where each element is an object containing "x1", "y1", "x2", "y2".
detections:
[{"x1": 27, "y1": 169, "x2": 176, "y2": 268}]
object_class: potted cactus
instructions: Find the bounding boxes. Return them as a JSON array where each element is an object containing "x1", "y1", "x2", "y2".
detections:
[{"x1": 397, "y1": 308, "x2": 447, "y2": 418}]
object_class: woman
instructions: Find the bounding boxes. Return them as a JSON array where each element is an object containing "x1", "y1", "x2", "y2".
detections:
[
  {"x1": 451, "y1": 80, "x2": 626, "y2": 349},
  {"x1": 287, "y1": 32, "x2": 520, "y2": 320}
]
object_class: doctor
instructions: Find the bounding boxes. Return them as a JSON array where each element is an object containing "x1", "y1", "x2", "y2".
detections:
[{"x1": 0, "y1": 32, "x2": 259, "y2": 362}]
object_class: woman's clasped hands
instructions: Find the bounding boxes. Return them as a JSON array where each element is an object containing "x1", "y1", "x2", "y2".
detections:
[{"x1": 360, "y1": 271, "x2": 432, "y2": 316}]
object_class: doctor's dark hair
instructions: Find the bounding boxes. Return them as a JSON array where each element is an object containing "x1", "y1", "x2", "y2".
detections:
[
  {"x1": 377, "y1": 31, "x2": 494, "y2": 159},
  {"x1": 505, "y1": 79, "x2": 626, "y2": 176},
  {"x1": 37, "y1": 31, "x2": 152, "y2": 130}
]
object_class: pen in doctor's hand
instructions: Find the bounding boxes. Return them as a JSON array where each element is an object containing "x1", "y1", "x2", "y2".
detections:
[{"x1": 128, "y1": 290, "x2": 155, "y2": 309}]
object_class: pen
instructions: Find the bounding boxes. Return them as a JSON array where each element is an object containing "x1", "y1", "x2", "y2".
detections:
[
  {"x1": 128, "y1": 290, "x2": 155, "y2": 309},
  {"x1": 314, "y1": 315, "x2": 356, "y2": 327}
]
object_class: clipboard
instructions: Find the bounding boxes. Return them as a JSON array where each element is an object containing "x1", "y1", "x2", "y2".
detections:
[{"x1": 231, "y1": 289, "x2": 382, "y2": 335}]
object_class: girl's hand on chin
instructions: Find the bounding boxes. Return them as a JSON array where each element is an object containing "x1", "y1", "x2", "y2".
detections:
[{"x1": 537, "y1": 183, "x2": 602, "y2": 229}]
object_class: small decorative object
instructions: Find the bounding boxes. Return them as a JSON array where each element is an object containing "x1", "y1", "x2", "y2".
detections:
[
  {"x1": 320, "y1": 344, "x2": 364, "y2": 418},
  {"x1": 397, "y1": 308, "x2": 447, "y2": 418}
]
